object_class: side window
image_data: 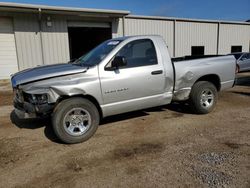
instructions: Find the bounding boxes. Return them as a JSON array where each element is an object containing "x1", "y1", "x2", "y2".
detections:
[
  {"x1": 116, "y1": 39, "x2": 158, "y2": 68},
  {"x1": 241, "y1": 54, "x2": 248, "y2": 61}
]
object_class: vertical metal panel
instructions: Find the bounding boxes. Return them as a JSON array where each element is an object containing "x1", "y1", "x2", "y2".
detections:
[
  {"x1": 124, "y1": 18, "x2": 174, "y2": 57},
  {"x1": 41, "y1": 15, "x2": 70, "y2": 64},
  {"x1": 13, "y1": 13, "x2": 43, "y2": 70},
  {"x1": 112, "y1": 18, "x2": 123, "y2": 38},
  {"x1": 219, "y1": 24, "x2": 250, "y2": 54},
  {"x1": 0, "y1": 17, "x2": 18, "y2": 79},
  {"x1": 175, "y1": 21, "x2": 218, "y2": 57}
]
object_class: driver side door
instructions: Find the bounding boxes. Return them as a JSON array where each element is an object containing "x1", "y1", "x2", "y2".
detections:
[{"x1": 99, "y1": 39, "x2": 169, "y2": 117}]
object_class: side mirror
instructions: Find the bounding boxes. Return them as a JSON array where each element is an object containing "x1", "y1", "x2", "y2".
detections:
[
  {"x1": 112, "y1": 56, "x2": 127, "y2": 68},
  {"x1": 68, "y1": 58, "x2": 77, "y2": 64},
  {"x1": 105, "y1": 56, "x2": 127, "y2": 71}
]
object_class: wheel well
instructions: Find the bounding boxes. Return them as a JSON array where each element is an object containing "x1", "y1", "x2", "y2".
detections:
[
  {"x1": 195, "y1": 74, "x2": 221, "y2": 91},
  {"x1": 57, "y1": 94, "x2": 103, "y2": 118}
]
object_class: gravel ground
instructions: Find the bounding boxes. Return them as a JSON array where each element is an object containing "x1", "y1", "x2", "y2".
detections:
[{"x1": 0, "y1": 72, "x2": 249, "y2": 188}]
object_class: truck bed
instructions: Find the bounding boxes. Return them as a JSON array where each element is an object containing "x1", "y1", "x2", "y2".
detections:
[
  {"x1": 172, "y1": 55, "x2": 224, "y2": 62},
  {"x1": 172, "y1": 55, "x2": 236, "y2": 101}
]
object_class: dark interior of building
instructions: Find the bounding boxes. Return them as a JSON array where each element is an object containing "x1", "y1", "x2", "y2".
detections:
[
  {"x1": 68, "y1": 27, "x2": 112, "y2": 60},
  {"x1": 191, "y1": 46, "x2": 205, "y2": 56}
]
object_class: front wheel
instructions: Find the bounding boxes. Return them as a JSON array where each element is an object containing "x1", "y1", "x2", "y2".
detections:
[
  {"x1": 189, "y1": 81, "x2": 218, "y2": 114},
  {"x1": 52, "y1": 98, "x2": 100, "y2": 144}
]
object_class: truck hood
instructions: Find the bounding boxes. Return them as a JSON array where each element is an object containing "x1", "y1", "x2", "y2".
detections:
[{"x1": 11, "y1": 63, "x2": 88, "y2": 87}]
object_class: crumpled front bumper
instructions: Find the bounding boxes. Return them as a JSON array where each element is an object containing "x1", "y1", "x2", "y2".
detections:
[
  {"x1": 14, "y1": 108, "x2": 37, "y2": 119},
  {"x1": 13, "y1": 98, "x2": 54, "y2": 119}
]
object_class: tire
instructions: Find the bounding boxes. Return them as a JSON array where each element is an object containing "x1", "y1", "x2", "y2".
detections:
[
  {"x1": 52, "y1": 98, "x2": 100, "y2": 144},
  {"x1": 189, "y1": 81, "x2": 218, "y2": 114}
]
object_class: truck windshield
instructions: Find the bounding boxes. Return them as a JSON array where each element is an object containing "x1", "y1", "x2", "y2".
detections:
[{"x1": 73, "y1": 40, "x2": 122, "y2": 67}]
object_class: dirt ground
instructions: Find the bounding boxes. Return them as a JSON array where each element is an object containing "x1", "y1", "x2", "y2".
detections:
[{"x1": 0, "y1": 73, "x2": 249, "y2": 188}]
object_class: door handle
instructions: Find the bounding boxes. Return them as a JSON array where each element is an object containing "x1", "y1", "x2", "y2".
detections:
[{"x1": 151, "y1": 70, "x2": 163, "y2": 75}]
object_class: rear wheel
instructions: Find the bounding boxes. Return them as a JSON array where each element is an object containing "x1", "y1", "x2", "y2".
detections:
[
  {"x1": 52, "y1": 98, "x2": 100, "y2": 144},
  {"x1": 189, "y1": 81, "x2": 218, "y2": 114}
]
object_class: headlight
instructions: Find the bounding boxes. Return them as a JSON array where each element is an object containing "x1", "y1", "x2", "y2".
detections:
[
  {"x1": 13, "y1": 88, "x2": 24, "y2": 102},
  {"x1": 25, "y1": 93, "x2": 48, "y2": 104}
]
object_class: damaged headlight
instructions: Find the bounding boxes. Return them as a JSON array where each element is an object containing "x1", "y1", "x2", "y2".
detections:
[
  {"x1": 25, "y1": 93, "x2": 48, "y2": 104},
  {"x1": 13, "y1": 88, "x2": 24, "y2": 102}
]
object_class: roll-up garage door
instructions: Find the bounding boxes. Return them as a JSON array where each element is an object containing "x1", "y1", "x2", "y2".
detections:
[
  {"x1": 0, "y1": 17, "x2": 18, "y2": 79},
  {"x1": 67, "y1": 21, "x2": 112, "y2": 59},
  {"x1": 67, "y1": 21, "x2": 110, "y2": 28}
]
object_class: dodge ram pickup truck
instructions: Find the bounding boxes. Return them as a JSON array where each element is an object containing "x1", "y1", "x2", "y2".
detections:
[{"x1": 11, "y1": 35, "x2": 236, "y2": 144}]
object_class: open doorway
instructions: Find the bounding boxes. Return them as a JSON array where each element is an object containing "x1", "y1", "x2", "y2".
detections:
[
  {"x1": 191, "y1": 46, "x2": 205, "y2": 56},
  {"x1": 68, "y1": 27, "x2": 112, "y2": 60}
]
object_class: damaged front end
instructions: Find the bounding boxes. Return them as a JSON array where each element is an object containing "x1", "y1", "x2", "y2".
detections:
[
  {"x1": 10, "y1": 63, "x2": 88, "y2": 119},
  {"x1": 13, "y1": 87, "x2": 54, "y2": 118}
]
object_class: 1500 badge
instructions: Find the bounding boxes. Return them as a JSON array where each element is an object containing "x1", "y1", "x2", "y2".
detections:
[{"x1": 104, "y1": 88, "x2": 129, "y2": 94}]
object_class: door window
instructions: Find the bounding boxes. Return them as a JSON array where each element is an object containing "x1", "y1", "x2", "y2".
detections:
[
  {"x1": 240, "y1": 53, "x2": 250, "y2": 61},
  {"x1": 113, "y1": 39, "x2": 158, "y2": 68}
]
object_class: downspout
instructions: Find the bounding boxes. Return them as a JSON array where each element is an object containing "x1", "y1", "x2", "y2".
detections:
[
  {"x1": 38, "y1": 8, "x2": 45, "y2": 65},
  {"x1": 216, "y1": 22, "x2": 220, "y2": 55},
  {"x1": 173, "y1": 19, "x2": 176, "y2": 57},
  {"x1": 122, "y1": 16, "x2": 126, "y2": 36}
]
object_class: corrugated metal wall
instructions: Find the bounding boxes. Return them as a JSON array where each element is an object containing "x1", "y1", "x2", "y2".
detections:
[
  {"x1": 0, "y1": 12, "x2": 71, "y2": 70},
  {"x1": 0, "y1": 17, "x2": 18, "y2": 79},
  {"x1": 41, "y1": 16, "x2": 70, "y2": 65},
  {"x1": 112, "y1": 18, "x2": 123, "y2": 38},
  {"x1": 124, "y1": 18, "x2": 174, "y2": 57},
  {"x1": 175, "y1": 21, "x2": 218, "y2": 57},
  {"x1": 13, "y1": 13, "x2": 44, "y2": 70},
  {"x1": 1, "y1": 11, "x2": 250, "y2": 73},
  {"x1": 219, "y1": 24, "x2": 250, "y2": 54}
]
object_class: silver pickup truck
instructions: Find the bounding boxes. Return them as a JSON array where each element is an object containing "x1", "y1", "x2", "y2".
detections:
[{"x1": 11, "y1": 35, "x2": 236, "y2": 143}]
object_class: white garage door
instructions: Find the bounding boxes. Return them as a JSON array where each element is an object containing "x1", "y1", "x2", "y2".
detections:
[{"x1": 0, "y1": 17, "x2": 18, "y2": 79}]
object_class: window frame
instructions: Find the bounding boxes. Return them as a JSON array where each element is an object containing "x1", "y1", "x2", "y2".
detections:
[{"x1": 105, "y1": 38, "x2": 158, "y2": 70}]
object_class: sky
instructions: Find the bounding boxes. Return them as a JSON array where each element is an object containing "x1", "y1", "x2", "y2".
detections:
[{"x1": 1, "y1": 0, "x2": 250, "y2": 21}]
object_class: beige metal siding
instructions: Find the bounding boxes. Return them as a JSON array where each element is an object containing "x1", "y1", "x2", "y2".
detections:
[
  {"x1": 0, "y1": 17, "x2": 18, "y2": 79},
  {"x1": 175, "y1": 21, "x2": 218, "y2": 57},
  {"x1": 13, "y1": 14, "x2": 43, "y2": 70},
  {"x1": 41, "y1": 16, "x2": 70, "y2": 65},
  {"x1": 124, "y1": 18, "x2": 174, "y2": 57},
  {"x1": 112, "y1": 18, "x2": 123, "y2": 38},
  {"x1": 219, "y1": 24, "x2": 250, "y2": 54}
]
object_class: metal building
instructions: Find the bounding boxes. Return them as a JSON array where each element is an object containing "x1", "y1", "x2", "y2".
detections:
[{"x1": 0, "y1": 2, "x2": 250, "y2": 79}]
